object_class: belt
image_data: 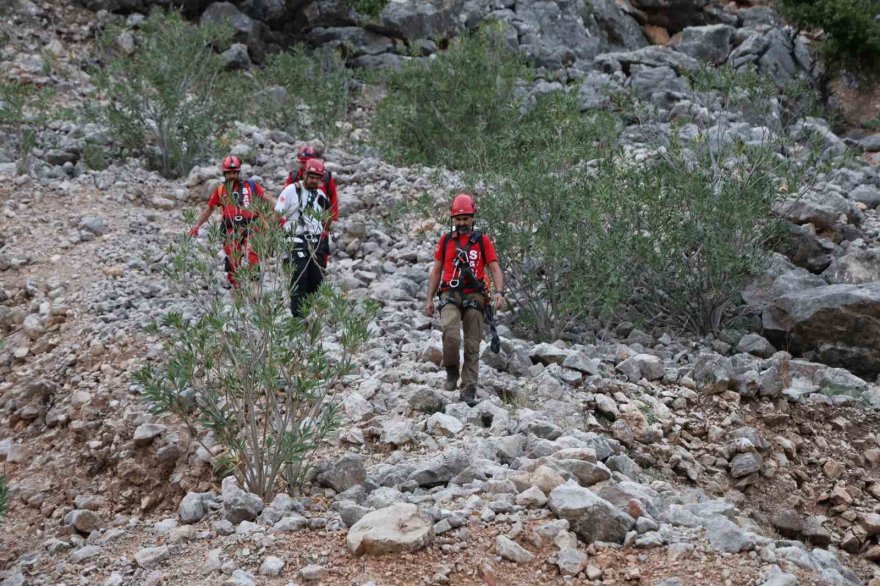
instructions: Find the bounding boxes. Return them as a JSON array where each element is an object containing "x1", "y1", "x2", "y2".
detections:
[{"x1": 288, "y1": 233, "x2": 321, "y2": 243}]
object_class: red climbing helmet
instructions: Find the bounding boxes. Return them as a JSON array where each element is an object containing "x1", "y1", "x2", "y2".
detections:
[
  {"x1": 304, "y1": 158, "x2": 325, "y2": 176},
  {"x1": 450, "y1": 193, "x2": 476, "y2": 216},
  {"x1": 221, "y1": 155, "x2": 241, "y2": 172},
  {"x1": 297, "y1": 145, "x2": 318, "y2": 163}
]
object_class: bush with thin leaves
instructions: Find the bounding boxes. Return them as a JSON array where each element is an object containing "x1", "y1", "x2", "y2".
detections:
[
  {"x1": 606, "y1": 140, "x2": 795, "y2": 334},
  {"x1": 0, "y1": 475, "x2": 7, "y2": 521},
  {"x1": 136, "y1": 202, "x2": 377, "y2": 499},
  {"x1": 0, "y1": 80, "x2": 53, "y2": 175},
  {"x1": 371, "y1": 37, "x2": 826, "y2": 338},
  {"x1": 475, "y1": 92, "x2": 624, "y2": 340},
  {"x1": 345, "y1": 0, "x2": 389, "y2": 16},
  {"x1": 254, "y1": 46, "x2": 354, "y2": 144},
  {"x1": 371, "y1": 25, "x2": 531, "y2": 170},
  {"x1": 592, "y1": 67, "x2": 826, "y2": 334},
  {"x1": 777, "y1": 0, "x2": 880, "y2": 78},
  {"x1": 92, "y1": 11, "x2": 243, "y2": 179}
]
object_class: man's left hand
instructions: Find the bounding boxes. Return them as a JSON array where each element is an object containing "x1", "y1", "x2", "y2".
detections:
[{"x1": 494, "y1": 291, "x2": 504, "y2": 310}]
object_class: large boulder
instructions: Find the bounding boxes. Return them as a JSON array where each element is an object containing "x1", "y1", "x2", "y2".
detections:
[
  {"x1": 409, "y1": 448, "x2": 470, "y2": 488},
  {"x1": 630, "y1": 0, "x2": 717, "y2": 33},
  {"x1": 742, "y1": 253, "x2": 826, "y2": 309},
  {"x1": 516, "y1": 0, "x2": 604, "y2": 69},
  {"x1": 548, "y1": 480, "x2": 634, "y2": 544},
  {"x1": 308, "y1": 27, "x2": 395, "y2": 57},
  {"x1": 772, "y1": 191, "x2": 851, "y2": 233},
  {"x1": 200, "y1": 2, "x2": 267, "y2": 62},
  {"x1": 221, "y1": 477, "x2": 263, "y2": 524},
  {"x1": 628, "y1": 65, "x2": 689, "y2": 104},
  {"x1": 777, "y1": 224, "x2": 837, "y2": 274},
  {"x1": 728, "y1": 29, "x2": 813, "y2": 84},
  {"x1": 674, "y1": 24, "x2": 733, "y2": 64},
  {"x1": 763, "y1": 282, "x2": 880, "y2": 377},
  {"x1": 822, "y1": 249, "x2": 880, "y2": 284},
  {"x1": 346, "y1": 503, "x2": 434, "y2": 555},
  {"x1": 317, "y1": 454, "x2": 366, "y2": 493},
  {"x1": 595, "y1": 45, "x2": 700, "y2": 74},
  {"x1": 586, "y1": 0, "x2": 648, "y2": 52},
  {"x1": 850, "y1": 185, "x2": 880, "y2": 208},
  {"x1": 378, "y1": 0, "x2": 464, "y2": 40}
]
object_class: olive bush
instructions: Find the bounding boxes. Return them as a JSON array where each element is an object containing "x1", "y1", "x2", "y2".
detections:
[
  {"x1": 93, "y1": 11, "x2": 243, "y2": 178},
  {"x1": 254, "y1": 46, "x2": 354, "y2": 144},
  {"x1": 371, "y1": 25, "x2": 531, "y2": 170},
  {"x1": 137, "y1": 202, "x2": 377, "y2": 499},
  {"x1": 0, "y1": 81, "x2": 53, "y2": 174},
  {"x1": 777, "y1": 0, "x2": 880, "y2": 77}
]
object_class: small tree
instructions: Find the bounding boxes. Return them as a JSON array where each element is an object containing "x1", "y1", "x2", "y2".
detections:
[
  {"x1": 607, "y1": 141, "x2": 788, "y2": 333},
  {"x1": 371, "y1": 24, "x2": 531, "y2": 170},
  {"x1": 0, "y1": 81, "x2": 53, "y2": 175},
  {"x1": 776, "y1": 0, "x2": 880, "y2": 78},
  {"x1": 476, "y1": 92, "x2": 625, "y2": 340},
  {"x1": 601, "y1": 65, "x2": 827, "y2": 334},
  {"x1": 0, "y1": 475, "x2": 7, "y2": 521},
  {"x1": 136, "y1": 202, "x2": 376, "y2": 499},
  {"x1": 254, "y1": 46, "x2": 354, "y2": 144},
  {"x1": 93, "y1": 11, "x2": 243, "y2": 178}
]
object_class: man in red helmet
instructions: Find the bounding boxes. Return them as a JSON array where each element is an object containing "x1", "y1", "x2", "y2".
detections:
[
  {"x1": 275, "y1": 158, "x2": 332, "y2": 317},
  {"x1": 284, "y1": 145, "x2": 339, "y2": 231},
  {"x1": 425, "y1": 193, "x2": 505, "y2": 406},
  {"x1": 188, "y1": 155, "x2": 273, "y2": 288}
]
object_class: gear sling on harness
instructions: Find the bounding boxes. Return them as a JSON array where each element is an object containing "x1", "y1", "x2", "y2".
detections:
[
  {"x1": 220, "y1": 179, "x2": 258, "y2": 280},
  {"x1": 437, "y1": 230, "x2": 501, "y2": 353}
]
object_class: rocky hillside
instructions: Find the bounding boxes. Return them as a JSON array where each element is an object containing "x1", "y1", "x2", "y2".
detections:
[{"x1": 3, "y1": 0, "x2": 880, "y2": 585}]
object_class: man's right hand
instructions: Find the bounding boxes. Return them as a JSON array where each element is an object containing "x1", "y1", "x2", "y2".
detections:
[
  {"x1": 424, "y1": 298, "x2": 435, "y2": 317},
  {"x1": 188, "y1": 226, "x2": 200, "y2": 238}
]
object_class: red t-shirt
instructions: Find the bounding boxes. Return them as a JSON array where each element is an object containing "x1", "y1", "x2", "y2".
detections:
[
  {"x1": 207, "y1": 180, "x2": 268, "y2": 222},
  {"x1": 434, "y1": 232, "x2": 498, "y2": 293}
]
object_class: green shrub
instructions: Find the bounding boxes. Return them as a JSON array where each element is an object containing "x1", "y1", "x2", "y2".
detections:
[
  {"x1": 93, "y1": 11, "x2": 243, "y2": 179},
  {"x1": 254, "y1": 46, "x2": 354, "y2": 143},
  {"x1": 0, "y1": 475, "x2": 6, "y2": 521},
  {"x1": 345, "y1": 0, "x2": 389, "y2": 17},
  {"x1": 82, "y1": 140, "x2": 108, "y2": 171},
  {"x1": 476, "y1": 92, "x2": 625, "y2": 340},
  {"x1": 777, "y1": 0, "x2": 880, "y2": 77},
  {"x1": 0, "y1": 81, "x2": 52, "y2": 174},
  {"x1": 371, "y1": 25, "x2": 531, "y2": 170},
  {"x1": 684, "y1": 63, "x2": 826, "y2": 125},
  {"x1": 481, "y1": 72, "x2": 820, "y2": 337},
  {"x1": 607, "y1": 140, "x2": 794, "y2": 334},
  {"x1": 372, "y1": 31, "x2": 824, "y2": 338},
  {"x1": 136, "y1": 204, "x2": 377, "y2": 499}
]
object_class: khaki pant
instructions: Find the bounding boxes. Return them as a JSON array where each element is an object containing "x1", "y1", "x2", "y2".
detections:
[{"x1": 440, "y1": 292, "x2": 485, "y2": 388}]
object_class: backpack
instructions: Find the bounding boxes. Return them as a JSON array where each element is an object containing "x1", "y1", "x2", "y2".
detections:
[{"x1": 222, "y1": 178, "x2": 259, "y2": 232}]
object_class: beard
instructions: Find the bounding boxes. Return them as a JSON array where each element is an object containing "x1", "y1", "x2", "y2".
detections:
[{"x1": 455, "y1": 224, "x2": 472, "y2": 234}]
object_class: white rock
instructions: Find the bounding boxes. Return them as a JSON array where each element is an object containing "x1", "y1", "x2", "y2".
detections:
[
  {"x1": 426, "y1": 412, "x2": 464, "y2": 436},
  {"x1": 346, "y1": 503, "x2": 434, "y2": 556},
  {"x1": 495, "y1": 535, "x2": 535, "y2": 563},
  {"x1": 135, "y1": 546, "x2": 170, "y2": 569},
  {"x1": 259, "y1": 556, "x2": 285, "y2": 577}
]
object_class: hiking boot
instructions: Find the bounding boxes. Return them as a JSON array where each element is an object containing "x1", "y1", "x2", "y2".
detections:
[
  {"x1": 459, "y1": 384, "x2": 477, "y2": 407},
  {"x1": 444, "y1": 366, "x2": 459, "y2": 392}
]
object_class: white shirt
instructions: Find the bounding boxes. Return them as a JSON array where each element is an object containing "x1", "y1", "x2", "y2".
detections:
[{"x1": 275, "y1": 182, "x2": 327, "y2": 236}]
